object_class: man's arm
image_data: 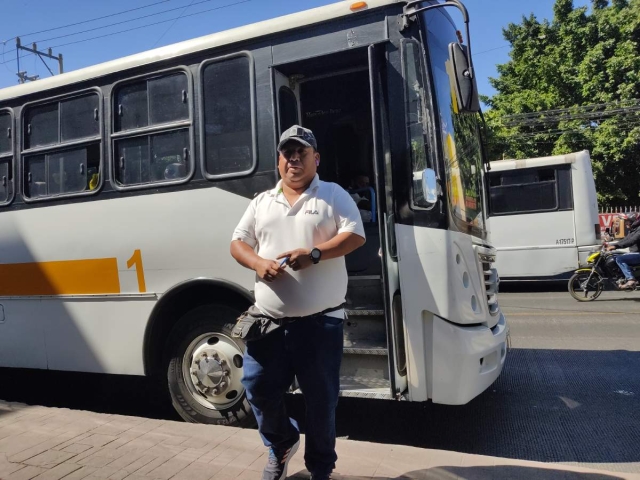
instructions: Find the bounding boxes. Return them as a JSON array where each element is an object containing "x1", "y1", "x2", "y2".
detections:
[
  {"x1": 613, "y1": 229, "x2": 640, "y2": 249},
  {"x1": 230, "y1": 240, "x2": 285, "y2": 283},
  {"x1": 315, "y1": 232, "x2": 366, "y2": 260},
  {"x1": 230, "y1": 239, "x2": 262, "y2": 271},
  {"x1": 276, "y1": 232, "x2": 365, "y2": 271}
]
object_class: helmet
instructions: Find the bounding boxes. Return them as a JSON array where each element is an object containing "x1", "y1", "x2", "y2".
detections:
[{"x1": 617, "y1": 212, "x2": 638, "y2": 223}]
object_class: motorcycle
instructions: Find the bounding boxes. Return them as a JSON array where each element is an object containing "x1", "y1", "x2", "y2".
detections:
[{"x1": 568, "y1": 244, "x2": 640, "y2": 301}]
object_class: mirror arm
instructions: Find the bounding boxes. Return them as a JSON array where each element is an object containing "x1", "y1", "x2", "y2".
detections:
[{"x1": 402, "y1": 1, "x2": 474, "y2": 80}]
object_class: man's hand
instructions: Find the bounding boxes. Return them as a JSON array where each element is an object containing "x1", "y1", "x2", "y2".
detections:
[
  {"x1": 606, "y1": 245, "x2": 617, "y2": 251},
  {"x1": 254, "y1": 258, "x2": 286, "y2": 283},
  {"x1": 277, "y1": 249, "x2": 313, "y2": 271}
]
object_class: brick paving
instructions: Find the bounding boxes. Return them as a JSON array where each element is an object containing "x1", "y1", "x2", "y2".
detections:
[{"x1": 0, "y1": 400, "x2": 637, "y2": 480}]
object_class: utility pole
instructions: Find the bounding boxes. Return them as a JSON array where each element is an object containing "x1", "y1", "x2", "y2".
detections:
[{"x1": 15, "y1": 37, "x2": 64, "y2": 84}]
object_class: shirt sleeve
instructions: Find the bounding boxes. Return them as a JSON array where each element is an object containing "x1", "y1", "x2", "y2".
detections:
[
  {"x1": 333, "y1": 185, "x2": 366, "y2": 240},
  {"x1": 616, "y1": 229, "x2": 640, "y2": 249},
  {"x1": 231, "y1": 198, "x2": 258, "y2": 249}
]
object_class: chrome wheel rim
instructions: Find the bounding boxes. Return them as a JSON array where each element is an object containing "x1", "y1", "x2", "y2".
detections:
[{"x1": 181, "y1": 332, "x2": 245, "y2": 410}]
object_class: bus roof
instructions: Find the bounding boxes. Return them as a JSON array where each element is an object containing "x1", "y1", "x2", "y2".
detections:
[
  {"x1": 488, "y1": 150, "x2": 591, "y2": 172},
  {"x1": 0, "y1": 0, "x2": 403, "y2": 104}
]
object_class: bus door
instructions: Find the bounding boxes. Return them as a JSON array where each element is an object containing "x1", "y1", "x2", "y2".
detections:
[
  {"x1": 368, "y1": 43, "x2": 408, "y2": 397},
  {"x1": 270, "y1": 44, "x2": 408, "y2": 399},
  {"x1": 274, "y1": 70, "x2": 301, "y2": 136}
]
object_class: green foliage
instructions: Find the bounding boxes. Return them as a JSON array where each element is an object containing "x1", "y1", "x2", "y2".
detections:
[{"x1": 484, "y1": 0, "x2": 640, "y2": 206}]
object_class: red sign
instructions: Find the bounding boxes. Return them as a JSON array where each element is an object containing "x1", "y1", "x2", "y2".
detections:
[{"x1": 599, "y1": 214, "x2": 616, "y2": 232}]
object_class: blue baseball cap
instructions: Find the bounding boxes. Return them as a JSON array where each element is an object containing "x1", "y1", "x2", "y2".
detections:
[{"x1": 277, "y1": 125, "x2": 318, "y2": 152}]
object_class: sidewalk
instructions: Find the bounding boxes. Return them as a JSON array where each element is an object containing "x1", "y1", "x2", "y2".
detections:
[{"x1": 0, "y1": 400, "x2": 637, "y2": 480}]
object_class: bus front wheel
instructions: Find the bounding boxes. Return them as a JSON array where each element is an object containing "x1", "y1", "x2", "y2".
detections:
[{"x1": 166, "y1": 304, "x2": 255, "y2": 427}]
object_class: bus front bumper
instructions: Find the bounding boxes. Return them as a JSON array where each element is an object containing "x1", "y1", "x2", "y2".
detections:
[{"x1": 431, "y1": 312, "x2": 509, "y2": 405}]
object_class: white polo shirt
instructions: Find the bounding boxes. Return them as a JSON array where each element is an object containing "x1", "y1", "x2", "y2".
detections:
[{"x1": 232, "y1": 174, "x2": 365, "y2": 319}]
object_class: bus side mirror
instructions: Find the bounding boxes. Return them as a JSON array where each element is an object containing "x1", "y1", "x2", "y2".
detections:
[
  {"x1": 422, "y1": 168, "x2": 438, "y2": 205},
  {"x1": 448, "y1": 43, "x2": 480, "y2": 113}
]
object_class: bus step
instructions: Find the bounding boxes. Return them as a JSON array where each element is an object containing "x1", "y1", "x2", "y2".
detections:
[
  {"x1": 343, "y1": 337, "x2": 387, "y2": 355},
  {"x1": 346, "y1": 276, "x2": 382, "y2": 308},
  {"x1": 343, "y1": 345, "x2": 388, "y2": 356},
  {"x1": 344, "y1": 315, "x2": 386, "y2": 345},
  {"x1": 345, "y1": 308, "x2": 384, "y2": 316},
  {"x1": 339, "y1": 376, "x2": 393, "y2": 399}
]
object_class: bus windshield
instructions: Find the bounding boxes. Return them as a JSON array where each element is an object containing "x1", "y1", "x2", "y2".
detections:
[{"x1": 422, "y1": 10, "x2": 486, "y2": 237}]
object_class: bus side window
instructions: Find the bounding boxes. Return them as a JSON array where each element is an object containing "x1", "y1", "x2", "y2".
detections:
[
  {"x1": 113, "y1": 71, "x2": 192, "y2": 188},
  {"x1": 489, "y1": 168, "x2": 559, "y2": 215},
  {"x1": 22, "y1": 93, "x2": 102, "y2": 200},
  {"x1": 201, "y1": 54, "x2": 255, "y2": 178},
  {"x1": 0, "y1": 160, "x2": 11, "y2": 204},
  {"x1": 0, "y1": 111, "x2": 12, "y2": 205}
]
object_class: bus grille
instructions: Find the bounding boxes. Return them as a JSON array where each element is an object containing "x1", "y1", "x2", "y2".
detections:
[
  {"x1": 477, "y1": 248, "x2": 500, "y2": 316},
  {"x1": 484, "y1": 264, "x2": 500, "y2": 316}
]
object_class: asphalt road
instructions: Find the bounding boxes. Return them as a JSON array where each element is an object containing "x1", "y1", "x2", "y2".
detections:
[{"x1": 0, "y1": 289, "x2": 638, "y2": 474}]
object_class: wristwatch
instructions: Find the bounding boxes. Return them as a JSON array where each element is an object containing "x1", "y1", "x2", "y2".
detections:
[{"x1": 310, "y1": 247, "x2": 322, "y2": 264}]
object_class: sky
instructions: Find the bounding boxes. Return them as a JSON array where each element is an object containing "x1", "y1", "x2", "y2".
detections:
[{"x1": 0, "y1": 0, "x2": 590, "y2": 98}]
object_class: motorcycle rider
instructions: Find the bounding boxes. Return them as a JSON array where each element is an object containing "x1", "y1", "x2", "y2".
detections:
[{"x1": 606, "y1": 212, "x2": 640, "y2": 289}]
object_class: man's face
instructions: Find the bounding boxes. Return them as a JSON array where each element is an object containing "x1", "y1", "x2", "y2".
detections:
[
  {"x1": 278, "y1": 141, "x2": 319, "y2": 188},
  {"x1": 354, "y1": 175, "x2": 370, "y2": 189}
]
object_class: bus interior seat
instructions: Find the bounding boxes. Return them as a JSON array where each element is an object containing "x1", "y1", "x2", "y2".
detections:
[{"x1": 346, "y1": 222, "x2": 381, "y2": 276}]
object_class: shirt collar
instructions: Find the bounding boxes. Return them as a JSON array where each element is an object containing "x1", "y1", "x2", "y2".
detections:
[{"x1": 271, "y1": 174, "x2": 320, "y2": 196}]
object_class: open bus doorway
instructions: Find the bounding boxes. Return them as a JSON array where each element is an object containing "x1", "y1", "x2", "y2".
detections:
[
  {"x1": 275, "y1": 50, "x2": 380, "y2": 276},
  {"x1": 272, "y1": 46, "x2": 407, "y2": 399}
]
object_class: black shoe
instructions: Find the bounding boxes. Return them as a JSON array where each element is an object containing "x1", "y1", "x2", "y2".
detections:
[{"x1": 262, "y1": 439, "x2": 300, "y2": 480}]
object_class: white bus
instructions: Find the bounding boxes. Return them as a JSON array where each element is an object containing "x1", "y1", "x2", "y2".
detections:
[
  {"x1": 487, "y1": 151, "x2": 600, "y2": 282},
  {"x1": 0, "y1": 0, "x2": 507, "y2": 426}
]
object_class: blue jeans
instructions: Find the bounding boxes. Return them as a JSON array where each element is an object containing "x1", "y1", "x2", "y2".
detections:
[
  {"x1": 241, "y1": 315, "x2": 343, "y2": 476},
  {"x1": 615, "y1": 252, "x2": 640, "y2": 280}
]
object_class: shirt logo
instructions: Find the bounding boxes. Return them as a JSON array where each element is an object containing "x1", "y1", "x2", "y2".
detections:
[{"x1": 305, "y1": 210, "x2": 319, "y2": 215}]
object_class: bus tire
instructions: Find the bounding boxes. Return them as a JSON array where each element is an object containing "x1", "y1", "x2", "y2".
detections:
[{"x1": 166, "y1": 304, "x2": 255, "y2": 427}]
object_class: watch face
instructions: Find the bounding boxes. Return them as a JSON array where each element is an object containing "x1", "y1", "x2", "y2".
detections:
[{"x1": 311, "y1": 248, "x2": 321, "y2": 261}]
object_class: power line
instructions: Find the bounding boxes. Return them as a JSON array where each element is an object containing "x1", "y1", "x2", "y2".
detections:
[
  {"x1": 3, "y1": 0, "x2": 171, "y2": 42},
  {"x1": 3, "y1": 0, "x2": 224, "y2": 57},
  {"x1": 51, "y1": 0, "x2": 251, "y2": 49},
  {"x1": 0, "y1": 0, "x2": 250, "y2": 67},
  {"x1": 501, "y1": 99, "x2": 640, "y2": 122},
  {"x1": 152, "y1": 0, "x2": 196, "y2": 48},
  {"x1": 499, "y1": 100, "x2": 640, "y2": 128},
  {"x1": 474, "y1": 44, "x2": 510, "y2": 56},
  {"x1": 494, "y1": 120, "x2": 640, "y2": 139}
]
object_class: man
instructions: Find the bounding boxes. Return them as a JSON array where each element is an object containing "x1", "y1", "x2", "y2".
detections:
[
  {"x1": 230, "y1": 125, "x2": 365, "y2": 480},
  {"x1": 607, "y1": 212, "x2": 640, "y2": 289},
  {"x1": 348, "y1": 173, "x2": 373, "y2": 222}
]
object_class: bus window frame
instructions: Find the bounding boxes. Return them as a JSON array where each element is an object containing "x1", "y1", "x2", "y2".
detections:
[
  {"x1": 488, "y1": 166, "x2": 563, "y2": 216},
  {"x1": 198, "y1": 51, "x2": 257, "y2": 181},
  {"x1": 400, "y1": 38, "x2": 440, "y2": 212},
  {"x1": 109, "y1": 66, "x2": 196, "y2": 192},
  {"x1": 277, "y1": 85, "x2": 299, "y2": 136},
  {"x1": 20, "y1": 88, "x2": 105, "y2": 204},
  {"x1": 0, "y1": 108, "x2": 15, "y2": 207}
]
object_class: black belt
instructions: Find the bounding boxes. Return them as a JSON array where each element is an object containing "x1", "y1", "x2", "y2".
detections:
[{"x1": 270, "y1": 304, "x2": 345, "y2": 325}]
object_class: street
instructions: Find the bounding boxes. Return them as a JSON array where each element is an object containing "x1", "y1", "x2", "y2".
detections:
[
  {"x1": 0, "y1": 289, "x2": 638, "y2": 474},
  {"x1": 327, "y1": 289, "x2": 640, "y2": 475}
]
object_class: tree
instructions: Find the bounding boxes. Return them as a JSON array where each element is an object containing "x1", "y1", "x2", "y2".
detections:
[{"x1": 484, "y1": 0, "x2": 640, "y2": 206}]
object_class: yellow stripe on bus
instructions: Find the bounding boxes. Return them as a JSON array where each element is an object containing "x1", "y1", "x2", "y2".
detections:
[{"x1": 0, "y1": 258, "x2": 121, "y2": 296}]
